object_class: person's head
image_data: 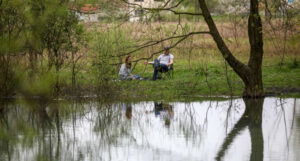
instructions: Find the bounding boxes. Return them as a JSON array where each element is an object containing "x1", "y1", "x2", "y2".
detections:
[
  {"x1": 164, "y1": 47, "x2": 170, "y2": 55},
  {"x1": 125, "y1": 55, "x2": 132, "y2": 63},
  {"x1": 125, "y1": 55, "x2": 132, "y2": 68}
]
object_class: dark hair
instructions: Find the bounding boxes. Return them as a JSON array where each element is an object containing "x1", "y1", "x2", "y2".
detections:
[
  {"x1": 125, "y1": 55, "x2": 132, "y2": 68},
  {"x1": 164, "y1": 46, "x2": 170, "y2": 51}
]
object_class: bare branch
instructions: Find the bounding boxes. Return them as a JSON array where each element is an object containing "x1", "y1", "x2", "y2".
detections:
[
  {"x1": 131, "y1": 31, "x2": 210, "y2": 62},
  {"x1": 121, "y1": 0, "x2": 184, "y2": 10},
  {"x1": 121, "y1": 0, "x2": 202, "y2": 16},
  {"x1": 168, "y1": 10, "x2": 203, "y2": 16},
  {"x1": 116, "y1": 31, "x2": 211, "y2": 58},
  {"x1": 162, "y1": 0, "x2": 173, "y2": 8}
]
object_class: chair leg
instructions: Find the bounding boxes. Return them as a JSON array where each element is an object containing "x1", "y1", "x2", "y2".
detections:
[
  {"x1": 164, "y1": 71, "x2": 172, "y2": 79},
  {"x1": 159, "y1": 70, "x2": 173, "y2": 80}
]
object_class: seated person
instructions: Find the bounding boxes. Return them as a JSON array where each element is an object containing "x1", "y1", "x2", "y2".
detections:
[
  {"x1": 145, "y1": 47, "x2": 174, "y2": 80},
  {"x1": 119, "y1": 56, "x2": 141, "y2": 80}
]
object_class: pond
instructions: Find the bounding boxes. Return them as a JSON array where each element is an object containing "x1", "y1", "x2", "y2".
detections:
[{"x1": 0, "y1": 97, "x2": 299, "y2": 161}]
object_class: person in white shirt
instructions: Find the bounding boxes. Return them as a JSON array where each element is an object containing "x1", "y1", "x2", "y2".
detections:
[{"x1": 146, "y1": 47, "x2": 174, "y2": 80}]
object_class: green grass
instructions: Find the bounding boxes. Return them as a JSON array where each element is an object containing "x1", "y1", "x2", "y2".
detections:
[
  {"x1": 114, "y1": 56, "x2": 300, "y2": 101},
  {"x1": 9, "y1": 49, "x2": 299, "y2": 102}
]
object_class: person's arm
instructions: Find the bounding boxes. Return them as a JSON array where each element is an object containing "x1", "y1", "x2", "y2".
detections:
[
  {"x1": 144, "y1": 55, "x2": 161, "y2": 65},
  {"x1": 158, "y1": 55, "x2": 162, "y2": 61},
  {"x1": 119, "y1": 64, "x2": 125, "y2": 75},
  {"x1": 144, "y1": 61, "x2": 154, "y2": 64},
  {"x1": 167, "y1": 55, "x2": 174, "y2": 66},
  {"x1": 127, "y1": 68, "x2": 132, "y2": 76},
  {"x1": 168, "y1": 59, "x2": 173, "y2": 66}
]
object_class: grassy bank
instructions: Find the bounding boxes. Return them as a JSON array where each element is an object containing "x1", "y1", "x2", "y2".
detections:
[
  {"x1": 115, "y1": 56, "x2": 300, "y2": 101},
  {"x1": 99, "y1": 20, "x2": 300, "y2": 100},
  {"x1": 1, "y1": 20, "x2": 299, "y2": 101}
]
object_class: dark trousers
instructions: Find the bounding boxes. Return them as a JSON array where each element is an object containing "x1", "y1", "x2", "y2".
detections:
[{"x1": 153, "y1": 59, "x2": 169, "y2": 80}]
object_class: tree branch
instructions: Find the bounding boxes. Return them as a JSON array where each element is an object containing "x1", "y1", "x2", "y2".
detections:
[
  {"x1": 116, "y1": 31, "x2": 210, "y2": 58},
  {"x1": 122, "y1": 0, "x2": 202, "y2": 16},
  {"x1": 122, "y1": 0, "x2": 184, "y2": 10},
  {"x1": 110, "y1": 31, "x2": 210, "y2": 66},
  {"x1": 168, "y1": 10, "x2": 203, "y2": 16},
  {"x1": 198, "y1": 0, "x2": 251, "y2": 82}
]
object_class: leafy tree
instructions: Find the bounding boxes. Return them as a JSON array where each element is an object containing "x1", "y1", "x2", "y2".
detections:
[
  {"x1": 36, "y1": 0, "x2": 83, "y2": 96},
  {"x1": 0, "y1": 0, "x2": 27, "y2": 96},
  {"x1": 0, "y1": 0, "x2": 83, "y2": 97}
]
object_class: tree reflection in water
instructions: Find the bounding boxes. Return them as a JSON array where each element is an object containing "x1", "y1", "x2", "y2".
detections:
[
  {"x1": 0, "y1": 98, "x2": 298, "y2": 161},
  {"x1": 216, "y1": 98, "x2": 264, "y2": 161},
  {"x1": 0, "y1": 99, "x2": 88, "y2": 161}
]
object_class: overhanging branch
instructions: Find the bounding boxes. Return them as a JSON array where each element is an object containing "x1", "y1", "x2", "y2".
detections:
[
  {"x1": 122, "y1": 0, "x2": 202, "y2": 16},
  {"x1": 116, "y1": 31, "x2": 211, "y2": 58},
  {"x1": 198, "y1": 0, "x2": 251, "y2": 80},
  {"x1": 122, "y1": 0, "x2": 184, "y2": 10}
]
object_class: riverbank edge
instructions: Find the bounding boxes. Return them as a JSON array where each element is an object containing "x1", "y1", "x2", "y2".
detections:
[{"x1": 1, "y1": 86, "x2": 299, "y2": 103}]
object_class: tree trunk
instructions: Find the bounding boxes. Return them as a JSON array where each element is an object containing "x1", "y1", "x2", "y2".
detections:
[
  {"x1": 198, "y1": 0, "x2": 264, "y2": 98},
  {"x1": 245, "y1": 0, "x2": 264, "y2": 97}
]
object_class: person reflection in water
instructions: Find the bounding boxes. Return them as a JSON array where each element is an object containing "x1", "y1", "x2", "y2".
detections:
[
  {"x1": 125, "y1": 105, "x2": 132, "y2": 120},
  {"x1": 147, "y1": 102, "x2": 174, "y2": 127}
]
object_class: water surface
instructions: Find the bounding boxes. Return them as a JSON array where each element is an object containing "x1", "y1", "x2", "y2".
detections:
[{"x1": 0, "y1": 97, "x2": 299, "y2": 161}]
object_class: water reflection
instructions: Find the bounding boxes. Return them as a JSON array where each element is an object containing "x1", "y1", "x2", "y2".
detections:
[
  {"x1": 0, "y1": 98, "x2": 299, "y2": 161},
  {"x1": 125, "y1": 104, "x2": 132, "y2": 120},
  {"x1": 145, "y1": 102, "x2": 174, "y2": 127},
  {"x1": 216, "y1": 98, "x2": 264, "y2": 161}
]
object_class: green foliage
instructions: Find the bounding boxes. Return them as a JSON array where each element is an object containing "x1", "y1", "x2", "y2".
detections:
[
  {"x1": 18, "y1": 68, "x2": 56, "y2": 98},
  {"x1": 0, "y1": 0, "x2": 28, "y2": 96},
  {"x1": 34, "y1": 0, "x2": 83, "y2": 71},
  {"x1": 89, "y1": 27, "x2": 133, "y2": 96},
  {"x1": 0, "y1": 0, "x2": 83, "y2": 97}
]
